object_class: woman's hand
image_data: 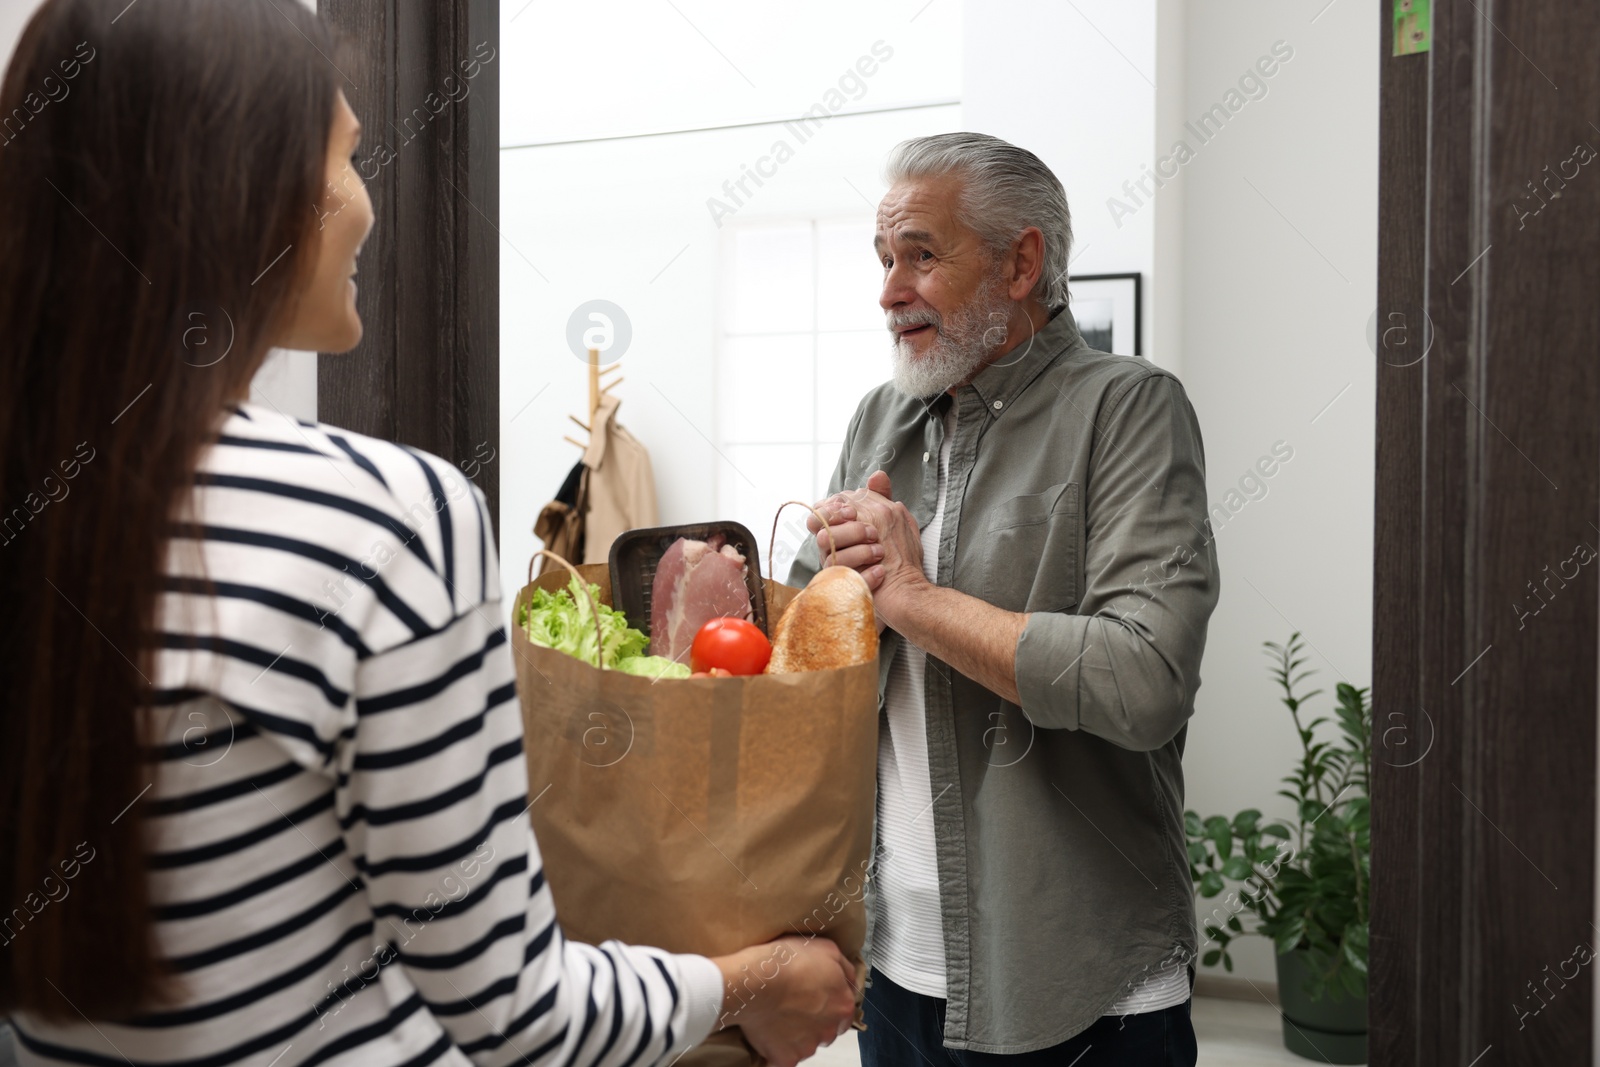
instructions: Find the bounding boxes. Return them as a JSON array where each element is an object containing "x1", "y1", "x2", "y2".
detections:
[{"x1": 711, "y1": 935, "x2": 858, "y2": 1067}]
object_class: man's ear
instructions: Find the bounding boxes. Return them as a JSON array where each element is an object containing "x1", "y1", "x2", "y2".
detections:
[{"x1": 1008, "y1": 226, "x2": 1046, "y2": 302}]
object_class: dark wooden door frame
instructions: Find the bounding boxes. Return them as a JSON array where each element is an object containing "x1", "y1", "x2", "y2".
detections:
[
  {"x1": 315, "y1": 0, "x2": 500, "y2": 541},
  {"x1": 1372, "y1": 0, "x2": 1599, "y2": 1062}
]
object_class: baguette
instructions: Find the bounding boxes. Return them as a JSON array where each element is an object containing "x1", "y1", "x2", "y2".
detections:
[{"x1": 767, "y1": 565, "x2": 878, "y2": 673}]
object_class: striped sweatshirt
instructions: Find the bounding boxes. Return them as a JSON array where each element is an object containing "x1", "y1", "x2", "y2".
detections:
[{"x1": 12, "y1": 403, "x2": 723, "y2": 1066}]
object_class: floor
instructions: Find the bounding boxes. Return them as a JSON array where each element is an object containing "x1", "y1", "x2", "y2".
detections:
[
  {"x1": 1191, "y1": 997, "x2": 1362, "y2": 1066},
  {"x1": 0, "y1": 998, "x2": 1358, "y2": 1066},
  {"x1": 800, "y1": 996, "x2": 1360, "y2": 1065}
]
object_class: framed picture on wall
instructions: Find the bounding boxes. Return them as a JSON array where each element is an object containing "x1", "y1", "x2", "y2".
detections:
[{"x1": 1068, "y1": 272, "x2": 1142, "y2": 356}]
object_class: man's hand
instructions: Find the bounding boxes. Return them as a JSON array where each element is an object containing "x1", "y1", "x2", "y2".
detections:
[
  {"x1": 810, "y1": 472, "x2": 1028, "y2": 704},
  {"x1": 808, "y1": 471, "x2": 927, "y2": 630}
]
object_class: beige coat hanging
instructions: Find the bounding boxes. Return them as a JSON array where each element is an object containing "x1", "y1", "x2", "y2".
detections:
[{"x1": 580, "y1": 393, "x2": 658, "y2": 564}]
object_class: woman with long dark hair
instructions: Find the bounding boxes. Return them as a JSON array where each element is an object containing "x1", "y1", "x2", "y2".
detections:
[{"x1": 0, "y1": 1, "x2": 856, "y2": 1063}]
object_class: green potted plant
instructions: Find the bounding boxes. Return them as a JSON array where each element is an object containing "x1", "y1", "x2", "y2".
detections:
[{"x1": 1185, "y1": 633, "x2": 1371, "y2": 1064}]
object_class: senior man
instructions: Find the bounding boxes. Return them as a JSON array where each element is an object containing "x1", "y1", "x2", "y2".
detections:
[{"x1": 788, "y1": 133, "x2": 1219, "y2": 1065}]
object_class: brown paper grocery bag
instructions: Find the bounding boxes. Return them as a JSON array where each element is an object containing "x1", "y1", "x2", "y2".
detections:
[{"x1": 512, "y1": 563, "x2": 879, "y2": 1065}]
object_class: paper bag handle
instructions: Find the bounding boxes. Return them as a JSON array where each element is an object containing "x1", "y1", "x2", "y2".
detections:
[
  {"x1": 528, "y1": 549, "x2": 607, "y2": 670},
  {"x1": 768, "y1": 500, "x2": 839, "y2": 584}
]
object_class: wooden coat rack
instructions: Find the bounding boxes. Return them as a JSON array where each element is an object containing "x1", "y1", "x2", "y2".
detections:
[{"x1": 563, "y1": 346, "x2": 623, "y2": 452}]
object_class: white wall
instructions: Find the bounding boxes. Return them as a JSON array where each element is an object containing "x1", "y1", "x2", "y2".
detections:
[
  {"x1": 498, "y1": 0, "x2": 963, "y2": 609},
  {"x1": 1167, "y1": 2, "x2": 1378, "y2": 985},
  {"x1": 962, "y1": 0, "x2": 1162, "y2": 370},
  {"x1": 0, "y1": 1, "x2": 41, "y2": 67}
]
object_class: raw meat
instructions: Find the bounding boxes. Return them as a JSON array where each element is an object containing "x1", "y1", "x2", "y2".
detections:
[{"x1": 650, "y1": 535, "x2": 753, "y2": 664}]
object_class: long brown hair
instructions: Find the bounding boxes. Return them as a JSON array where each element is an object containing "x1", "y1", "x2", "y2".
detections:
[{"x1": 0, "y1": 0, "x2": 338, "y2": 1020}]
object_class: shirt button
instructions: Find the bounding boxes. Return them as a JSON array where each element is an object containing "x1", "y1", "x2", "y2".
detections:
[
  {"x1": 993, "y1": 400, "x2": 1004, "y2": 410},
  {"x1": 923, "y1": 451, "x2": 930, "y2": 462}
]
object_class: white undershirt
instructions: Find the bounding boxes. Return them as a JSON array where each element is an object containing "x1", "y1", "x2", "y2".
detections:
[
  {"x1": 873, "y1": 410, "x2": 956, "y2": 997},
  {"x1": 874, "y1": 408, "x2": 1190, "y2": 1015}
]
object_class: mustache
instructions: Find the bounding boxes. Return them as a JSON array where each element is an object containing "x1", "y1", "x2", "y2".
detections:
[{"x1": 887, "y1": 307, "x2": 940, "y2": 334}]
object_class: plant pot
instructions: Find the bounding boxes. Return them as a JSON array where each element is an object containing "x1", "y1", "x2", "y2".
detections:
[{"x1": 1275, "y1": 949, "x2": 1368, "y2": 1064}]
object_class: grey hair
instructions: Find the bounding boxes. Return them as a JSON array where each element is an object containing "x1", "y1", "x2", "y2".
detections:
[{"x1": 883, "y1": 132, "x2": 1073, "y2": 309}]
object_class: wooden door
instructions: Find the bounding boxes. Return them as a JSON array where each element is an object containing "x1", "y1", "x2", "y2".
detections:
[
  {"x1": 315, "y1": 0, "x2": 501, "y2": 539},
  {"x1": 1371, "y1": 0, "x2": 1600, "y2": 1062}
]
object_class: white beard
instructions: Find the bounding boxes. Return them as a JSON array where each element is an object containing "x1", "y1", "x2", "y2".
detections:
[{"x1": 887, "y1": 269, "x2": 1016, "y2": 398}]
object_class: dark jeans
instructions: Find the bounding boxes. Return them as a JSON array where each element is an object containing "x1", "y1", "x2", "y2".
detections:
[{"x1": 859, "y1": 969, "x2": 1198, "y2": 1067}]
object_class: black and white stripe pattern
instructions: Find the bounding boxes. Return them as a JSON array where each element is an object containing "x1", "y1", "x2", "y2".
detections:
[{"x1": 13, "y1": 404, "x2": 721, "y2": 1067}]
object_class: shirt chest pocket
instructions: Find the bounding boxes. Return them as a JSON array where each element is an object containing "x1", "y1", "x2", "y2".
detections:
[{"x1": 980, "y1": 482, "x2": 1081, "y2": 613}]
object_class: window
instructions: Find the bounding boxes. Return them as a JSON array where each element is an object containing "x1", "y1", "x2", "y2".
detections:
[{"x1": 715, "y1": 217, "x2": 892, "y2": 579}]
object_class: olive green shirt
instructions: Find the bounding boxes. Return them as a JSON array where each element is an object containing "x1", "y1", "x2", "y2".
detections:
[{"x1": 790, "y1": 305, "x2": 1220, "y2": 1053}]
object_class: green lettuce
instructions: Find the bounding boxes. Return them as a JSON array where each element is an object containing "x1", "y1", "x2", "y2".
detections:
[
  {"x1": 615, "y1": 655, "x2": 692, "y2": 679},
  {"x1": 518, "y1": 574, "x2": 683, "y2": 676}
]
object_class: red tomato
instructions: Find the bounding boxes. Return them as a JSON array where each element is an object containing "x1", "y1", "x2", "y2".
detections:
[{"x1": 690, "y1": 618, "x2": 771, "y2": 676}]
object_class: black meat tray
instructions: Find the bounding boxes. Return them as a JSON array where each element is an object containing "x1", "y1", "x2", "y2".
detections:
[{"x1": 608, "y1": 521, "x2": 770, "y2": 645}]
